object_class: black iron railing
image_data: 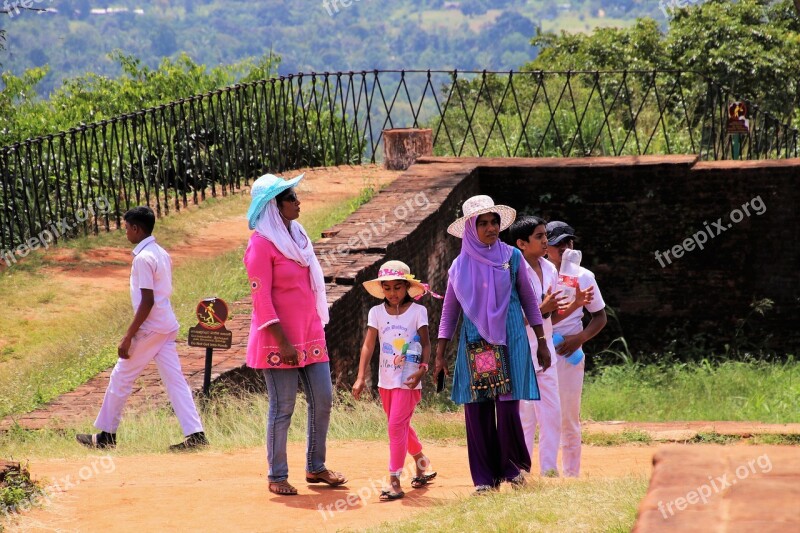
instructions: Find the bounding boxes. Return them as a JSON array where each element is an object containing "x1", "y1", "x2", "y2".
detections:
[{"x1": 0, "y1": 69, "x2": 797, "y2": 256}]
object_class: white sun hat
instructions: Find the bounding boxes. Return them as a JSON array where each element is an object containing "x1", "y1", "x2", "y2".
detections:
[
  {"x1": 362, "y1": 260, "x2": 428, "y2": 299},
  {"x1": 447, "y1": 194, "x2": 516, "y2": 238}
]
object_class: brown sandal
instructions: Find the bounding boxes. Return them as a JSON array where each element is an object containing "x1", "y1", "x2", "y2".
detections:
[
  {"x1": 268, "y1": 480, "x2": 298, "y2": 496},
  {"x1": 306, "y1": 469, "x2": 347, "y2": 486}
]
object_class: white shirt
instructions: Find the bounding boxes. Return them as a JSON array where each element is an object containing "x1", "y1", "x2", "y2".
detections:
[
  {"x1": 552, "y1": 265, "x2": 605, "y2": 337},
  {"x1": 524, "y1": 257, "x2": 559, "y2": 371},
  {"x1": 130, "y1": 236, "x2": 179, "y2": 334},
  {"x1": 367, "y1": 302, "x2": 428, "y2": 390}
]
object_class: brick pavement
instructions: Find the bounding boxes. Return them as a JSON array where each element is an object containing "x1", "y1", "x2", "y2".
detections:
[{"x1": 633, "y1": 445, "x2": 800, "y2": 532}]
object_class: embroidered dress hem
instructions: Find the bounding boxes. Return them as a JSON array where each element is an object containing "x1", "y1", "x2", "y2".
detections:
[{"x1": 257, "y1": 337, "x2": 329, "y2": 369}]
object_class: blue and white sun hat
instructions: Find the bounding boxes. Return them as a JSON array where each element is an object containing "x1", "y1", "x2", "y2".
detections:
[{"x1": 246, "y1": 173, "x2": 305, "y2": 230}]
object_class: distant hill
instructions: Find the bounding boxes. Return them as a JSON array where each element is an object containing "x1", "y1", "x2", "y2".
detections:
[{"x1": 0, "y1": 0, "x2": 661, "y2": 96}]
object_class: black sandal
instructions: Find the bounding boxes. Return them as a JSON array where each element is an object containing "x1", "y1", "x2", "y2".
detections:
[
  {"x1": 411, "y1": 471, "x2": 437, "y2": 488},
  {"x1": 379, "y1": 489, "x2": 405, "y2": 501}
]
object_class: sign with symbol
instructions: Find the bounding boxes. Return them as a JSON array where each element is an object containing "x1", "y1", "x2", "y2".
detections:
[
  {"x1": 727, "y1": 102, "x2": 750, "y2": 135},
  {"x1": 188, "y1": 297, "x2": 232, "y2": 349}
]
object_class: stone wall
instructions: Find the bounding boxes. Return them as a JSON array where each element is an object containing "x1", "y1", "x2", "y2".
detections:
[{"x1": 319, "y1": 156, "x2": 799, "y2": 383}]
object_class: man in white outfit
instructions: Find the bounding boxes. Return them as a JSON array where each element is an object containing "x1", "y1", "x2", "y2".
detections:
[
  {"x1": 512, "y1": 217, "x2": 594, "y2": 477},
  {"x1": 546, "y1": 221, "x2": 606, "y2": 478},
  {"x1": 77, "y1": 206, "x2": 207, "y2": 451}
]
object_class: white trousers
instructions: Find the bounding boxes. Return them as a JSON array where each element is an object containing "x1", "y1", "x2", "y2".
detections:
[
  {"x1": 519, "y1": 362, "x2": 561, "y2": 475},
  {"x1": 556, "y1": 352, "x2": 585, "y2": 477},
  {"x1": 95, "y1": 329, "x2": 204, "y2": 436}
]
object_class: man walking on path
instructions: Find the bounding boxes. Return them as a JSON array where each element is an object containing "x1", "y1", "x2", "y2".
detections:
[{"x1": 77, "y1": 206, "x2": 207, "y2": 451}]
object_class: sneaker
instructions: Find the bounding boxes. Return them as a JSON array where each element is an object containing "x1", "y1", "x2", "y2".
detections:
[
  {"x1": 76, "y1": 431, "x2": 116, "y2": 449},
  {"x1": 169, "y1": 431, "x2": 209, "y2": 451}
]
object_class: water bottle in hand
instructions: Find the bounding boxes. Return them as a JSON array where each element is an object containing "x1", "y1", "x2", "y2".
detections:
[
  {"x1": 556, "y1": 249, "x2": 582, "y2": 315},
  {"x1": 553, "y1": 332, "x2": 584, "y2": 365},
  {"x1": 402, "y1": 335, "x2": 422, "y2": 388}
]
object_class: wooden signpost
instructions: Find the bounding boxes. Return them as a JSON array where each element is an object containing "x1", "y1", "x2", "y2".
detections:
[{"x1": 188, "y1": 297, "x2": 232, "y2": 397}]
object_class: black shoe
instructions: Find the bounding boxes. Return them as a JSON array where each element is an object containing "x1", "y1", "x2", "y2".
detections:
[
  {"x1": 76, "y1": 431, "x2": 116, "y2": 449},
  {"x1": 169, "y1": 431, "x2": 209, "y2": 451}
]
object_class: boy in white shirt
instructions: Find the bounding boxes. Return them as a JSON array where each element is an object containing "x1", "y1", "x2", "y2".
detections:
[
  {"x1": 77, "y1": 207, "x2": 207, "y2": 450},
  {"x1": 546, "y1": 221, "x2": 607, "y2": 477},
  {"x1": 511, "y1": 216, "x2": 593, "y2": 477}
]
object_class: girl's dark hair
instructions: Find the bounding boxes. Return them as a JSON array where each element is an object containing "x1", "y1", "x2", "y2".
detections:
[
  {"x1": 508, "y1": 215, "x2": 546, "y2": 243},
  {"x1": 381, "y1": 280, "x2": 414, "y2": 305}
]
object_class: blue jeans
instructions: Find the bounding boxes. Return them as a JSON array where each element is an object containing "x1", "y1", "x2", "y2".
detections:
[{"x1": 261, "y1": 362, "x2": 333, "y2": 482}]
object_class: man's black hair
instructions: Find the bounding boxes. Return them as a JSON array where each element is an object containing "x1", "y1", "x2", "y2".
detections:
[
  {"x1": 508, "y1": 215, "x2": 547, "y2": 245},
  {"x1": 123, "y1": 206, "x2": 156, "y2": 235}
]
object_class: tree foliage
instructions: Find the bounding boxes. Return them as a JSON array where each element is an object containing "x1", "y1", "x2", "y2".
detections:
[
  {"x1": 0, "y1": 51, "x2": 280, "y2": 144},
  {"x1": 525, "y1": 0, "x2": 800, "y2": 124}
]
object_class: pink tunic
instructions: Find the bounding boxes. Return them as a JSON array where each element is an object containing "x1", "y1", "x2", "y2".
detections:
[{"x1": 243, "y1": 233, "x2": 329, "y2": 369}]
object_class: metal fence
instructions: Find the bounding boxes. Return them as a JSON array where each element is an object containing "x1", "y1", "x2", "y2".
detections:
[{"x1": 1, "y1": 69, "x2": 797, "y2": 255}]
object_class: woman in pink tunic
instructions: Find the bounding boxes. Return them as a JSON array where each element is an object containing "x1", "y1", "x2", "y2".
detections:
[{"x1": 244, "y1": 173, "x2": 347, "y2": 496}]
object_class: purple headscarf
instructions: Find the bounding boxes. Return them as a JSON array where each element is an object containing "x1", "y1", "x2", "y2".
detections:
[{"x1": 448, "y1": 214, "x2": 514, "y2": 345}]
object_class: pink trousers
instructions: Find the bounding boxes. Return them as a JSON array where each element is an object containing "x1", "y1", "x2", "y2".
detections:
[{"x1": 379, "y1": 387, "x2": 423, "y2": 475}]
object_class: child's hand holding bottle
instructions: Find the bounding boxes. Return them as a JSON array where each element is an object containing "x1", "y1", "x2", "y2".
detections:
[{"x1": 403, "y1": 368, "x2": 426, "y2": 390}]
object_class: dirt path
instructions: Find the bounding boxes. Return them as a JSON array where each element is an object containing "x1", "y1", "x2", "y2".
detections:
[
  {"x1": 35, "y1": 165, "x2": 400, "y2": 293},
  {"x1": 9, "y1": 441, "x2": 656, "y2": 532}
]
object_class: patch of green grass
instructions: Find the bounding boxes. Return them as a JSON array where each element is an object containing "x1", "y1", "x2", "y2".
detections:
[
  {"x1": 0, "y1": 463, "x2": 42, "y2": 516},
  {"x1": 583, "y1": 430, "x2": 653, "y2": 447},
  {"x1": 0, "y1": 392, "x2": 466, "y2": 458},
  {"x1": 751, "y1": 433, "x2": 800, "y2": 446},
  {"x1": 689, "y1": 432, "x2": 741, "y2": 445},
  {"x1": 583, "y1": 359, "x2": 800, "y2": 423},
  {"x1": 360, "y1": 475, "x2": 649, "y2": 533}
]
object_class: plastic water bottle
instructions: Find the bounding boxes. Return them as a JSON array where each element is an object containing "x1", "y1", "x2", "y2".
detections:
[
  {"x1": 556, "y1": 249, "x2": 582, "y2": 315},
  {"x1": 552, "y1": 332, "x2": 584, "y2": 365},
  {"x1": 402, "y1": 335, "x2": 423, "y2": 388}
]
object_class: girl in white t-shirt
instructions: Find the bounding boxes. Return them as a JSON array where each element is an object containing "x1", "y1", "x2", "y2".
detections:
[{"x1": 352, "y1": 260, "x2": 438, "y2": 501}]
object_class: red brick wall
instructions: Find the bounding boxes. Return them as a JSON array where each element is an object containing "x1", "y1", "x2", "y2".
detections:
[{"x1": 319, "y1": 156, "x2": 799, "y2": 382}]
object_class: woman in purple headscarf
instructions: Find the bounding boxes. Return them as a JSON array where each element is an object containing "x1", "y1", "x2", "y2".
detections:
[{"x1": 433, "y1": 195, "x2": 551, "y2": 494}]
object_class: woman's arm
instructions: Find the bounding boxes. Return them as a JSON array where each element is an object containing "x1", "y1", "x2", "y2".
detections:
[
  {"x1": 352, "y1": 327, "x2": 378, "y2": 399},
  {"x1": 434, "y1": 282, "x2": 460, "y2": 380},
  {"x1": 516, "y1": 257, "x2": 543, "y2": 328},
  {"x1": 245, "y1": 238, "x2": 299, "y2": 365}
]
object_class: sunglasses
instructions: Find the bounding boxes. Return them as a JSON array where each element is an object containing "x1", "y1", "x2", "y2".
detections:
[{"x1": 280, "y1": 191, "x2": 299, "y2": 203}]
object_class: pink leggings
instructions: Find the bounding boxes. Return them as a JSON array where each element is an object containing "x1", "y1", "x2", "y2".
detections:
[{"x1": 379, "y1": 387, "x2": 423, "y2": 475}]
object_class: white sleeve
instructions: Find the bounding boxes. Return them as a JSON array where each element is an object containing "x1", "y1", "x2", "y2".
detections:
[
  {"x1": 132, "y1": 255, "x2": 155, "y2": 290},
  {"x1": 367, "y1": 306, "x2": 379, "y2": 329},
  {"x1": 416, "y1": 304, "x2": 429, "y2": 329},
  {"x1": 581, "y1": 270, "x2": 606, "y2": 313}
]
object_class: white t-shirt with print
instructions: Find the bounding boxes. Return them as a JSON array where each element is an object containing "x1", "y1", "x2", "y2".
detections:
[
  {"x1": 524, "y1": 257, "x2": 559, "y2": 372},
  {"x1": 367, "y1": 302, "x2": 428, "y2": 390},
  {"x1": 552, "y1": 266, "x2": 606, "y2": 337}
]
